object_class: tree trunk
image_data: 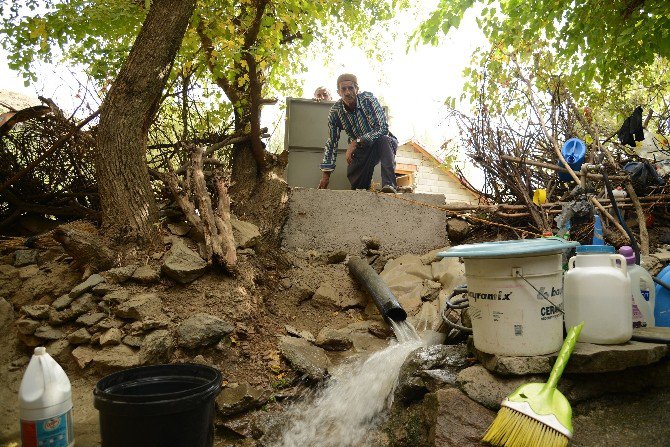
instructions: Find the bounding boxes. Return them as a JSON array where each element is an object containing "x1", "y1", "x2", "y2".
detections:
[{"x1": 95, "y1": 0, "x2": 196, "y2": 246}]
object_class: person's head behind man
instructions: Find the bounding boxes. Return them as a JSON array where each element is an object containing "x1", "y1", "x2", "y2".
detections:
[
  {"x1": 337, "y1": 73, "x2": 359, "y2": 109},
  {"x1": 313, "y1": 86, "x2": 332, "y2": 101}
]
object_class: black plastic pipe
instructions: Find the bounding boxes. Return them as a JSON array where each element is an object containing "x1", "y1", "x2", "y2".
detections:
[{"x1": 347, "y1": 256, "x2": 407, "y2": 322}]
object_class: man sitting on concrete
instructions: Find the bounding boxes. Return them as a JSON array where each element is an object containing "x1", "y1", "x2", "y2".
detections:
[{"x1": 317, "y1": 73, "x2": 398, "y2": 193}]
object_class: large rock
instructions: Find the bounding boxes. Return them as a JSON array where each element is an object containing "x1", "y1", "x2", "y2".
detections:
[
  {"x1": 278, "y1": 336, "x2": 331, "y2": 381},
  {"x1": 76, "y1": 312, "x2": 106, "y2": 327},
  {"x1": 115, "y1": 293, "x2": 163, "y2": 321},
  {"x1": 16, "y1": 318, "x2": 40, "y2": 335},
  {"x1": 70, "y1": 274, "x2": 106, "y2": 298},
  {"x1": 131, "y1": 265, "x2": 161, "y2": 284},
  {"x1": 216, "y1": 382, "x2": 269, "y2": 416},
  {"x1": 161, "y1": 239, "x2": 208, "y2": 284},
  {"x1": 446, "y1": 218, "x2": 471, "y2": 243},
  {"x1": 231, "y1": 218, "x2": 261, "y2": 248},
  {"x1": 139, "y1": 330, "x2": 174, "y2": 364},
  {"x1": 99, "y1": 328, "x2": 123, "y2": 347},
  {"x1": 93, "y1": 345, "x2": 140, "y2": 371},
  {"x1": 14, "y1": 249, "x2": 39, "y2": 267},
  {"x1": 396, "y1": 344, "x2": 469, "y2": 403},
  {"x1": 21, "y1": 304, "x2": 51, "y2": 320},
  {"x1": 426, "y1": 388, "x2": 496, "y2": 446},
  {"x1": 176, "y1": 313, "x2": 234, "y2": 349},
  {"x1": 34, "y1": 325, "x2": 65, "y2": 340},
  {"x1": 52, "y1": 294, "x2": 75, "y2": 310},
  {"x1": 471, "y1": 341, "x2": 669, "y2": 375},
  {"x1": 67, "y1": 328, "x2": 92, "y2": 345},
  {"x1": 457, "y1": 365, "x2": 541, "y2": 410},
  {"x1": 71, "y1": 345, "x2": 98, "y2": 369}
]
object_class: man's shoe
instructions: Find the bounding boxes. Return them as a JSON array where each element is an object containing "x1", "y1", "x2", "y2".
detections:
[{"x1": 381, "y1": 184, "x2": 397, "y2": 194}]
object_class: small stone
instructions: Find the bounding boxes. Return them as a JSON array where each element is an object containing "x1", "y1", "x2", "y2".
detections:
[
  {"x1": 76, "y1": 312, "x2": 106, "y2": 327},
  {"x1": 48, "y1": 308, "x2": 76, "y2": 326},
  {"x1": 72, "y1": 345, "x2": 98, "y2": 369},
  {"x1": 177, "y1": 313, "x2": 234, "y2": 349},
  {"x1": 316, "y1": 328, "x2": 353, "y2": 351},
  {"x1": 231, "y1": 218, "x2": 261, "y2": 248},
  {"x1": 216, "y1": 382, "x2": 269, "y2": 417},
  {"x1": 123, "y1": 335, "x2": 144, "y2": 348},
  {"x1": 103, "y1": 289, "x2": 129, "y2": 304},
  {"x1": 102, "y1": 265, "x2": 138, "y2": 283},
  {"x1": 279, "y1": 336, "x2": 331, "y2": 381},
  {"x1": 327, "y1": 251, "x2": 348, "y2": 264},
  {"x1": 447, "y1": 218, "x2": 471, "y2": 242},
  {"x1": 17, "y1": 265, "x2": 39, "y2": 280},
  {"x1": 70, "y1": 274, "x2": 106, "y2": 299},
  {"x1": 70, "y1": 293, "x2": 96, "y2": 316},
  {"x1": 167, "y1": 222, "x2": 191, "y2": 236},
  {"x1": 93, "y1": 345, "x2": 140, "y2": 371},
  {"x1": 280, "y1": 278, "x2": 292, "y2": 289},
  {"x1": 95, "y1": 317, "x2": 124, "y2": 331},
  {"x1": 14, "y1": 249, "x2": 39, "y2": 267},
  {"x1": 139, "y1": 330, "x2": 174, "y2": 364},
  {"x1": 161, "y1": 239, "x2": 208, "y2": 284},
  {"x1": 99, "y1": 328, "x2": 123, "y2": 347},
  {"x1": 362, "y1": 237, "x2": 381, "y2": 250},
  {"x1": 52, "y1": 294, "x2": 74, "y2": 310},
  {"x1": 115, "y1": 293, "x2": 162, "y2": 321},
  {"x1": 131, "y1": 265, "x2": 160, "y2": 284},
  {"x1": 21, "y1": 304, "x2": 51, "y2": 320},
  {"x1": 67, "y1": 328, "x2": 92, "y2": 345},
  {"x1": 91, "y1": 282, "x2": 116, "y2": 296},
  {"x1": 46, "y1": 339, "x2": 71, "y2": 364},
  {"x1": 285, "y1": 325, "x2": 316, "y2": 343},
  {"x1": 16, "y1": 318, "x2": 40, "y2": 335},
  {"x1": 34, "y1": 325, "x2": 65, "y2": 340}
]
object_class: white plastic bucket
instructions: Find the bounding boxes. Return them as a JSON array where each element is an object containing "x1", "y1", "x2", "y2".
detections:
[
  {"x1": 19, "y1": 347, "x2": 74, "y2": 447},
  {"x1": 464, "y1": 253, "x2": 564, "y2": 356}
]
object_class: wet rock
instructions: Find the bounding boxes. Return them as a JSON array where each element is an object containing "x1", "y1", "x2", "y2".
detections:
[
  {"x1": 312, "y1": 283, "x2": 365, "y2": 310},
  {"x1": 21, "y1": 304, "x2": 51, "y2": 320},
  {"x1": 167, "y1": 222, "x2": 191, "y2": 236},
  {"x1": 46, "y1": 339, "x2": 71, "y2": 364},
  {"x1": 102, "y1": 265, "x2": 138, "y2": 283},
  {"x1": 72, "y1": 345, "x2": 98, "y2": 369},
  {"x1": 52, "y1": 294, "x2": 75, "y2": 310},
  {"x1": 177, "y1": 313, "x2": 234, "y2": 349},
  {"x1": 139, "y1": 330, "x2": 174, "y2": 364},
  {"x1": 70, "y1": 274, "x2": 106, "y2": 299},
  {"x1": 326, "y1": 250, "x2": 348, "y2": 264},
  {"x1": 131, "y1": 265, "x2": 161, "y2": 284},
  {"x1": 93, "y1": 345, "x2": 140, "y2": 371},
  {"x1": 279, "y1": 336, "x2": 331, "y2": 381},
  {"x1": 67, "y1": 328, "x2": 92, "y2": 345},
  {"x1": 115, "y1": 293, "x2": 162, "y2": 321},
  {"x1": 99, "y1": 328, "x2": 123, "y2": 347},
  {"x1": 426, "y1": 388, "x2": 496, "y2": 446},
  {"x1": 161, "y1": 239, "x2": 208, "y2": 284},
  {"x1": 315, "y1": 327, "x2": 353, "y2": 351},
  {"x1": 14, "y1": 249, "x2": 39, "y2": 267},
  {"x1": 285, "y1": 325, "x2": 315, "y2": 343},
  {"x1": 34, "y1": 325, "x2": 65, "y2": 340},
  {"x1": 345, "y1": 320, "x2": 392, "y2": 339},
  {"x1": 396, "y1": 345, "x2": 469, "y2": 403},
  {"x1": 16, "y1": 318, "x2": 40, "y2": 335},
  {"x1": 76, "y1": 312, "x2": 106, "y2": 327},
  {"x1": 216, "y1": 382, "x2": 269, "y2": 416},
  {"x1": 350, "y1": 332, "x2": 389, "y2": 353},
  {"x1": 471, "y1": 341, "x2": 669, "y2": 375},
  {"x1": 0, "y1": 298, "x2": 14, "y2": 328},
  {"x1": 123, "y1": 335, "x2": 143, "y2": 348},
  {"x1": 231, "y1": 218, "x2": 261, "y2": 248}
]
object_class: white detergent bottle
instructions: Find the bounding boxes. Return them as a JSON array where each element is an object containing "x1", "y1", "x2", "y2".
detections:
[
  {"x1": 19, "y1": 347, "x2": 75, "y2": 447},
  {"x1": 564, "y1": 245, "x2": 632, "y2": 344},
  {"x1": 619, "y1": 246, "x2": 656, "y2": 328}
]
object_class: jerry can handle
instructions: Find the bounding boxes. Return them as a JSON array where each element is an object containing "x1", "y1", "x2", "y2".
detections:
[
  {"x1": 610, "y1": 254, "x2": 628, "y2": 275},
  {"x1": 568, "y1": 256, "x2": 576, "y2": 270}
]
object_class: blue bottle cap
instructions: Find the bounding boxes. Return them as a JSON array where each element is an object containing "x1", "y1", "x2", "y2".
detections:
[{"x1": 575, "y1": 245, "x2": 615, "y2": 254}]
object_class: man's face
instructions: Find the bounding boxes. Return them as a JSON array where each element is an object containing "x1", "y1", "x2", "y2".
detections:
[{"x1": 337, "y1": 81, "x2": 358, "y2": 108}]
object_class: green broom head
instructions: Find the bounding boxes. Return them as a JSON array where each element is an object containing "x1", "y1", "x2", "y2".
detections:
[{"x1": 483, "y1": 322, "x2": 584, "y2": 447}]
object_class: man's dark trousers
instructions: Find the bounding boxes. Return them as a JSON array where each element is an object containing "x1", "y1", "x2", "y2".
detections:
[{"x1": 347, "y1": 135, "x2": 398, "y2": 190}]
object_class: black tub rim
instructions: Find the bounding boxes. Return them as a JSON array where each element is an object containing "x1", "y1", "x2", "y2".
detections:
[{"x1": 94, "y1": 363, "x2": 222, "y2": 417}]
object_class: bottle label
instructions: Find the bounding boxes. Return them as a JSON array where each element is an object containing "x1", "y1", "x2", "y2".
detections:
[
  {"x1": 632, "y1": 299, "x2": 647, "y2": 328},
  {"x1": 21, "y1": 409, "x2": 73, "y2": 447},
  {"x1": 641, "y1": 290, "x2": 650, "y2": 302}
]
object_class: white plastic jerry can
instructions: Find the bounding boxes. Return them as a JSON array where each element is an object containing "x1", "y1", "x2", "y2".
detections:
[
  {"x1": 19, "y1": 347, "x2": 75, "y2": 447},
  {"x1": 564, "y1": 245, "x2": 632, "y2": 344}
]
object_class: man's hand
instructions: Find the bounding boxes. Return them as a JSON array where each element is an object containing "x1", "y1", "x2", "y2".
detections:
[
  {"x1": 345, "y1": 140, "x2": 357, "y2": 165},
  {"x1": 318, "y1": 171, "x2": 331, "y2": 189}
]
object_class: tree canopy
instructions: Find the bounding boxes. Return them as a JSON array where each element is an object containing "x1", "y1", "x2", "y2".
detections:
[{"x1": 415, "y1": 0, "x2": 670, "y2": 103}]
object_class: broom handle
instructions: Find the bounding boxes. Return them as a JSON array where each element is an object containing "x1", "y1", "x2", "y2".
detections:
[{"x1": 546, "y1": 322, "x2": 584, "y2": 390}]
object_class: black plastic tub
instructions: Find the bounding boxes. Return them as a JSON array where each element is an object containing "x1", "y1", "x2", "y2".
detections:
[{"x1": 94, "y1": 363, "x2": 222, "y2": 447}]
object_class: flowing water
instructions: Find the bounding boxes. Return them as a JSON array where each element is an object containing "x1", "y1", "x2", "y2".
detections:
[{"x1": 272, "y1": 320, "x2": 427, "y2": 447}]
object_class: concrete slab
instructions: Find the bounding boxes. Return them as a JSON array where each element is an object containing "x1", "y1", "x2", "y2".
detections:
[
  {"x1": 470, "y1": 339, "x2": 668, "y2": 375},
  {"x1": 281, "y1": 188, "x2": 447, "y2": 256}
]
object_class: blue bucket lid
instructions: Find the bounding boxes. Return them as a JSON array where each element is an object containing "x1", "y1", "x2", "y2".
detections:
[
  {"x1": 438, "y1": 237, "x2": 579, "y2": 259},
  {"x1": 575, "y1": 245, "x2": 615, "y2": 254}
]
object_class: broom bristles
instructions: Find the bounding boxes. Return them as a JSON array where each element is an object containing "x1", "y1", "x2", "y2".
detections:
[{"x1": 482, "y1": 406, "x2": 569, "y2": 447}]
